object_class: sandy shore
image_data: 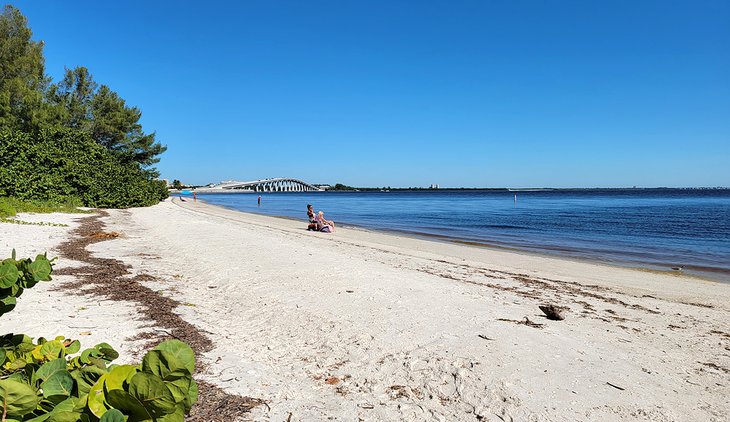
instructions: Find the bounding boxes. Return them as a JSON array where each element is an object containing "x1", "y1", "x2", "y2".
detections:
[{"x1": 2, "y1": 198, "x2": 729, "y2": 421}]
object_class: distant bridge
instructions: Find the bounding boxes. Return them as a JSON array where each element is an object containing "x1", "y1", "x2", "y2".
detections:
[{"x1": 207, "y1": 178, "x2": 324, "y2": 192}]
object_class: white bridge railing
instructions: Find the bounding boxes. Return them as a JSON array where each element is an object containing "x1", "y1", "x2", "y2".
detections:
[{"x1": 210, "y1": 178, "x2": 323, "y2": 192}]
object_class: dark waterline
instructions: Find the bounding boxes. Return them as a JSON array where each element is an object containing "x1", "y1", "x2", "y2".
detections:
[{"x1": 195, "y1": 189, "x2": 730, "y2": 282}]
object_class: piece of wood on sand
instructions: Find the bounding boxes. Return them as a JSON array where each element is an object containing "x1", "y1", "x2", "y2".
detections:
[{"x1": 539, "y1": 304, "x2": 569, "y2": 320}]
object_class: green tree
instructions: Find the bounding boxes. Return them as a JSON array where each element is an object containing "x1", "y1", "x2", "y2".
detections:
[
  {"x1": 48, "y1": 68, "x2": 167, "y2": 170},
  {"x1": 90, "y1": 85, "x2": 166, "y2": 169},
  {"x1": 47, "y1": 66, "x2": 97, "y2": 130},
  {"x1": 171, "y1": 180, "x2": 183, "y2": 189},
  {"x1": 0, "y1": 5, "x2": 49, "y2": 131}
]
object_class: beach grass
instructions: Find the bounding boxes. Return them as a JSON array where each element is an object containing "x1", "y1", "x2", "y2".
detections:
[{"x1": 0, "y1": 196, "x2": 92, "y2": 219}]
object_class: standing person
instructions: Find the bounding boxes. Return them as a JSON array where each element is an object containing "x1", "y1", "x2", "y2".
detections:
[
  {"x1": 257, "y1": 195, "x2": 261, "y2": 206},
  {"x1": 193, "y1": 192, "x2": 197, "y2": 202}
]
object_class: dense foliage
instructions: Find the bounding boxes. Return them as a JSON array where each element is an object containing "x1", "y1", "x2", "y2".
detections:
[
  {"x1": 0, "y1": 251, "x2": 53, "y2": 318},
  {"x1": 0, "y1": 252, "x2": 197, "y2": 420},
  {"x1": 0, "y1": 129, "x2": 168, "y2": 208},
  {"x1": 0, "y1": 335, "x2": 197, "y2": 421},
  {"x1": 0, "y1": 197, "x2": 87, "y2": 219},
  {"x1": 0, "y1": 5, "x2": 168, "y2": 208}
]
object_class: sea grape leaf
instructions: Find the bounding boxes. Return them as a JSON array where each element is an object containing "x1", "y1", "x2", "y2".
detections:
[
  {"x1": 104, "y1": 365, "x2": 137, "y2": 392},
  {"x1": 30, "y1": 397, "x2": 84, "y2": 422},
  {"x1": 141, "y1": 350, "x2": 188, "y2": 381},
  {"x1": 0, "y1": 378, "x2": 41, "y2": 417},
  {"x1": 128, "y1": 372, "x2": 177, "y2": 416},
  {"x1": 0, "y1": 296, "x2": 17, "y2": 315},
  {"x1": 183, "y1": 378, "x2": 198, "y2": 411},
  {"x1": 155, "y1": 404, "x2": 185, "y2": 421},
  {"x1": 7, "y1": 357, "x2": 27, "y2": 371},
  {"x1": 95, "y1": 343, "x2": 119, "y2": 362},
  {"x1": 10, "y1": 283, "x2": 23, "y2": 297},
  {"x1": 87, "y1": 374, "x2": 109, "y2": 418},
  {"x1": 47, "y1": 396, "x2": 78, "y2": 413},
  {"x1": 98, "y1": 408, "x2": 125, "y2": 422},
  {"x1": 0, "y1": 261, "x2": 19, "y2": 288},
  {"x1": 105, "y1": 389, "x2": 151, "y2": 421},
  {"x1": 69, "y1": 366, "x2": 105, "y2": 395},
  {"x1": 163, "y1": 376, "x2": 191, "y2": 404},
  {"x1": 41, "y1": 370, "x2": 74, "y2": 398},
  {"x1": 152, "y1": 340, "x2": 195, "y2": 374},
  {"x1": 46, "y1": 412, "x2": 83, "y2": 422},
  {"x1": 28, "y1": 255, "x2": 52, "y2": 282},
  {"x1": 40, "y1": 340, "x2": 65, "y2": 360},
  {"x1": 65, "y1": 340, "x2": 81, "y2": 355},
  {"x1": 34, "y1": 358, "x2": 67, "y2": 384}
]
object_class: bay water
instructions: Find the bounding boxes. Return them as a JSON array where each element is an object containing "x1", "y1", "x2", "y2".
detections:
[{"x1": 196, "y1": 189, "x2": 730, "y2": 282}]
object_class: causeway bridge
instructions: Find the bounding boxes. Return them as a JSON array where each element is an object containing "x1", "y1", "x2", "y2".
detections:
[{"x1": 205, "y1": 178, "x2": 323, "y2": 192}]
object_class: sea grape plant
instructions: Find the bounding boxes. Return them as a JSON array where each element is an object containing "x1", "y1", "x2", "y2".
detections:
[
  {"x1": 0, "y1": 250, "x2": 54, "y2": 317},
  {"x1": 0, "y1": 335, "x2": 197, "y2": 421},
  {"x1": 0, "y1": 251, "x2": 198, "y2": 420}
]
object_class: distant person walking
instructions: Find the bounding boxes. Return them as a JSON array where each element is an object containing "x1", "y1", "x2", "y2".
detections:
[
  {"x1": 258, "y1": 195, "x2": 261, "y2": 206},
  {"x1": 193, "y1": 192, "x2": 197, "y2": 202}
]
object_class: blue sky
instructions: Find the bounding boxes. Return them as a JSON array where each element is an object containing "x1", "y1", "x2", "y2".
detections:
[{"x1": 14, "y1": 1, "x2": 730, "y2": 187}]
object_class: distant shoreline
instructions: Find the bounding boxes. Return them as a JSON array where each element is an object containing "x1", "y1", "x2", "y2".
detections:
[{"x1": 176, "y1": 186, "x2": 730, "y2": 194}]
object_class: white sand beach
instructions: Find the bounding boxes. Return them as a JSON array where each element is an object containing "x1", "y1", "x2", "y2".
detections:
[{"x1": 2, "y1": 198, "x2": 729, "y2": 421}]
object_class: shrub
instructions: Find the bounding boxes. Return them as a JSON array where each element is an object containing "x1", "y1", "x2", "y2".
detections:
[
  {"x1": 0, "y1": 129, "x2": 168, "y2": 208},
  {"x1": 0, "y1": 252, "x2": 196, "y2": 420}
]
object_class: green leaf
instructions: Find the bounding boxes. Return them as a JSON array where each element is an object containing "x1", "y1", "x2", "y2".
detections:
[
  {"x1": 105, "y1": 389, "x2": 151, "y2": 421},
  {"x1": 152, "y1": 340, "x2": 194, "y2": 374},
  {"x1": 28, "y1": 255, "x2": 52, "y2": 282},
  {"x1": 46, "y1": 412, "x2": 84, "y2": 422},
  {"x1": 95, "y1": 343, "x2": 119, "y2": 362},
  {"x1": 40, "y1": 340, "x2": 65, "y2": 360},
  {"x1": 0, "y1": 261, "x2": 19, "y2": 288},
  {"x1": 69, "y1": 365, "x2": 105, "y2": 395},
  {"x1": 99, "y1": 408, "x2": 126, "y2": 422},
  {"x1": 155, "y1": 404, "x2": 185, "y2": 421},
  {"x1": 41, "y1": 370, "x2": 74, "y2": 398},
  {"x1": 34, "y1": 358, "x2": 67, "y2": 384},
  {"x1": 163, "y1": 376, "x2": 190, "y2": 404},
  {"x1": 128, "y1": 372, "x2": 177, "y2": 417},
  {"x1": 0, "y1": 296, "x2": 17, "y2": 315},
  {"x1": 7, "y1": 357, "x2": 27, "y2": 371},
  {"x1": 65, "y1": 340, "x2": 81, "y2": 355},
  {"x1": 36, "y1": 397, "x2": 84, "y2": 422},
  {"x1": 141, "y1": 350, "x2": 189, "y2": 382},
  {"x1": 87, "y1": 374, "x2": 109, "y2": 418},
  {"x1": 0, "y1": 378, "x2": 41, "y2": 417},
  {"x1": 183, "y1": 378, "x2": 198, "y2": 411},
  {"x1": 104, "y1": 365, "x2": 137, "y2": 392}
]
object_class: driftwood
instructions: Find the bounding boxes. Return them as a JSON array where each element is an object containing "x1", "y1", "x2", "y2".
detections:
[
  {"x1": 497, "y1": 317, "x2": 545, "y2": 329},
  {"x1": 539, "y1": 304, "x2": 569, "y2": 320}
]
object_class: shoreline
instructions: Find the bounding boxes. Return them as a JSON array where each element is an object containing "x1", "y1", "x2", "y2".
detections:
[
  {"x1": 176, "y1": 197, "x2": 729, "y2": 308},
  {"x1": 194, "y1": 197, "x2": 729, "y2": 284}
]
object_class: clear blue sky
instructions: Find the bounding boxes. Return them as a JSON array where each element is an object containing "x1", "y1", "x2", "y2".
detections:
[{"x1": 14, "y1": 1, "x2": 730, "y2": 187}]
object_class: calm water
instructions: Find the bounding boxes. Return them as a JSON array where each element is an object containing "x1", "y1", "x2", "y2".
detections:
[{"x1": 197, "y1": 189, "x2": 730, "y2": 282}]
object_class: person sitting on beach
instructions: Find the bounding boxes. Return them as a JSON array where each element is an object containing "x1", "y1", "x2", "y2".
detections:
[
  {"x1": 316, "y1": 210, "x2": 335, "y2": 233},
  {"x1": 306, "y1": 204, "x2": 318, "y2": 231}
]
